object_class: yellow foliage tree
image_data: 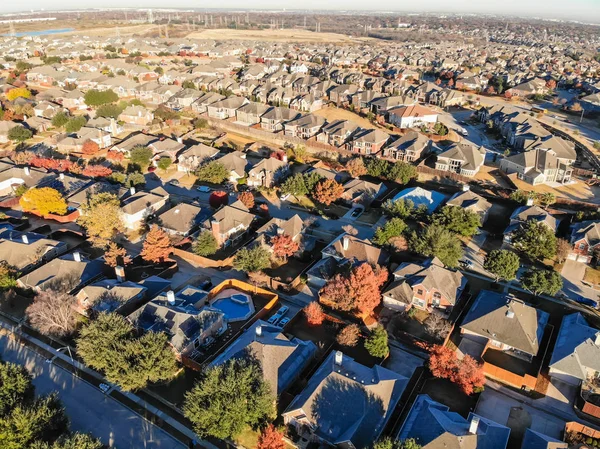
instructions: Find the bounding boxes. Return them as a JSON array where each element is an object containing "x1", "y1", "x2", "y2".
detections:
[
  {"x1": 19, "y1": 187, "x2": 68, "y2": 216},
  {"x1": 6, "y1": 88, "x2": 32, "y2": 102}
]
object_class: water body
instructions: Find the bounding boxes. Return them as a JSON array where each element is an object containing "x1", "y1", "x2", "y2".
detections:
[{"x1": 1, "y1": 28, "x2": 75, "y2": 37}]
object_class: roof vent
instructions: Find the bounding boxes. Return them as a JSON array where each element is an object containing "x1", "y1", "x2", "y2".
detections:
[
  {"x1": 334, "y1": 350, "x2": 343, "y2": 366},
  {"x1": 256, "y1": 325, "x2": 262, "y2": 338},
  {"x1": 174, "y1": 209, "x2": 180, "y2": 214},
  {"x1": 21, "y1": 234, "x2": 29, "y2": 244},
  {"x1": 595, "y1": 331, "x2": 600, "y2": 347},
  {"x1": 73, "y1": 251, "x2": 81, "y2": 262},
  {"x1": 506, "y1": 310, "x2": 515, "y2": 319},
  {"x1": 469, "y1": 416, "x2": 480, "y2": 435},
  {"x1": 166, "y1": 290, "x2": 176, "y2": 305}
]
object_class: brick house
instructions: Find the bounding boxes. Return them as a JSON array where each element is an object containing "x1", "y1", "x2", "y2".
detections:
[{"x1": 569, "y1": 221, "x2": 600, "y2": 264}]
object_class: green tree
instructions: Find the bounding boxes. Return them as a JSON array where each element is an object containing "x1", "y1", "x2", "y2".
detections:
[
  {"x1": 364, "y1": 326, "x2": 389, "y2": 358},
  {"x1": 84, "y1": 89, "x2": 118, "y2": 107},
  {"x1": 156, "y1": 157, "x2": 172, "y2": 171},
  {"x1": 512, "y1": 221, "x2": 557, "y2": 262},
  {"x1": 521, "y1": 269, "x2": 563, "y2": 296},
  {"x1": 64, "y1": 116, "x2": 87, "y2": 133},
  {"x1": 195, "y1": 161, "x2": 229, "y2": 184},
  {"x1": 34, "y1": 433, "x2": 103, "y2": 449},
  {"x1": 387, "y1": 161, "x2": 418, "y2": 184},
  {"x1": 126, "y1": 172, "x2": 146, "y2": 187},
  {"x1": 484, "y1": 250, "x2": 520, "y2": 282},
  {"x1": 193, "y1": 231, "x2": 218, "y2": 257},
  {"x1": 0, "y1": 262, "x2": 17, "y2": 291},
  {"x1": 183, "y1": 359, "x2": 275, "y2": 439},
  {"x1": 233, "y1": 246, "x2": 271, "y2": 273},
  {"x1": 96, "y1": 103, "x2": 124, "y2": 119},
  {"x1": 0, "y1": 362, "x2": 34, "y2": 416},
  {"x1": 373, "y1": 437, "x2": 421, "y2": 449},
  {"x1": 303, "y1": 172, "x2": 323, "y2": 191},
  {"x1": 129, "y1": 145, "x2": 153, "y2": 169},
  {"x1": 7, "y1": 126, "x2": 32, "y2": 143},
  {"x1": 77, "y1": 192, "x2": 125, "y2": 245},
  {"x1": 383, "y1": 198, "x2": 414, "y2": 219},
  {"x1": 51, "y1": 111, "x2": 69, "y2": 128},
  {"x1": 373, "y1": 218, "x2": 407, "y2": 246},
  {"x1": 193, "y1": 118, "x2": 208, "y2": 129},
  {"x1": 432, "y1": 206, "x2": 481, "y2": 237},
  {"x1": 280, "y1": 173, "x2": 308, "y2": 196},
  {"x1": 410, "y1": 224, "x2": 463, "y2": 268}
]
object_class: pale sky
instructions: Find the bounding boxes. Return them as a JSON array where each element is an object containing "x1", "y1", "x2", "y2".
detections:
[{"x1": 0, "y1": 0, "x2": 599, "y2": 22}]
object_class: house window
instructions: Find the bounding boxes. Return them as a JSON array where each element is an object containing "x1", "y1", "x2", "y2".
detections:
[
  {"x1": 416, "y1": 289, "x2": 423, "y2": 295},
  {"x1": 579, "y1": 243, "x2": 586, "y2": 250},
  {"x1": 432, "y1": 292, "x2": 441, "y2": 307}
]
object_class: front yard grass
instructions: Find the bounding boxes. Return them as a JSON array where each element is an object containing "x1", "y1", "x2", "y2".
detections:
[{"x1": 584, "y1": 266, "x2": 600, "y2": 286}]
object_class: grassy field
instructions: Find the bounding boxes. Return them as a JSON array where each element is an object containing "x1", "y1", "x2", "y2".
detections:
[{"x1": 186, "y1": 28, "x2": 369, "y2": 43}]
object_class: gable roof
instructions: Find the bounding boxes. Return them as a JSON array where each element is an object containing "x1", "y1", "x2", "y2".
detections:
[
  {"x1": 446, "y1": 190, "x2": 492, "y2": 214},
  {"x1": 323, "y1": 233, "x2": 389, "y2": 266}
]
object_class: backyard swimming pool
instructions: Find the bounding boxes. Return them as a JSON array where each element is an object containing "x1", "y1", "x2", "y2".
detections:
[{"x1": 211, "y1": 289, "x2": 255, "y2": 322}]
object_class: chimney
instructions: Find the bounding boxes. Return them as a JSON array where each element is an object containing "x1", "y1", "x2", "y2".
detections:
[
  {"x1": 335, "y1": 350, "x2": 343, "y2": 366},
  {"x1": 469, "y1": 416, "x2": 480, "y2": 435},
  {"x1": 462, "y1": 184, "x2": 470, "y2": 192},
  {"x1": 59, "y1": 173, "x2": 65, "y2": 180},
  {"x1": 526, "y1": 197, "x2": 534, "y2": 206},
  {"x1": 166, "y1": 290, "x2": 176, "y2": 305},
  {"x1": 110, "y1": 118, "x2": 118, "y2": 136},
  {"x1": 115, "y1": 265, "x2": 125, "y2": 282},
  {"x1": 595, "y1": 331, "x2": 600, "y2": 346},
  {"x1": 73, "y1": 251, "x2": 81, "y2": 262},
  {"x1": 276, "y1": 226, "x2": 284, "y2": 235},
  {"x1": 130, "y1": 186, "x2": 136, "y2": 195},
  {"x1": 506, "y1": 309, "x2": 515, "y2": 319},
  {"x1": 23, "y1": 166, "x2": 30, "y2": 176},
  {"x1": 211, "y1": 219, "x2": 223, "y2": 247},
  {"x1": 256, "y1": 325, "x2": 262, "y2": 338},
  {"x1": 342, "y1": 235, "x2": 350, "y2": 251},
  {"x1": 177, "y1": 137, "x2": 183, "y2": 144},
  {"x1": 21, "y1": 234, "x2": 29, "y2": 244}
]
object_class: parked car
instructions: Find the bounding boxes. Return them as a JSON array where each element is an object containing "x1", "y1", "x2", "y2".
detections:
[
  {"x1": 350, "y1": 208, "x2": 363, "y2": 218},
  {"x1": 278, "y1": 317, "x2": 290, "y2": 328},
  {"x1": 197, "y1": 186, "x2": 212, "y2": 193},
  {"x1": 168, "y1": 179, "x2": 180, "y2": 186},
  {"x1": 280, "y1": 193, "x2": 291, "y2": 201}
]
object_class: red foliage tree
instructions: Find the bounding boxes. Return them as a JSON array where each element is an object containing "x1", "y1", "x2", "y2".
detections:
[
  {"x1": 140, "y1": 225, "x2": 173, "y2": 263},
  {"x1": 81, "y1": 139, "x2": 100, "y2": 155},
  {"x1": 447, "y1": 78, "x2": 455, "y2": 87},
  {"x1": 313, "y1": 179, "x2": 344, "y2": 206},
  {"x1": 485, "y1": 86, "x2": 496, "y2": 95},
  {"x1": 257, "y1": 425, "x2": 285, "y2": 449},
  {"x1": 83, "y1": 165, "x2": 113, "y2": 178},
  {"x1": 429, "y1": 345, "x2": 485, "y2": 395},
  {"x1": 271, "y1": 233, "x2": 299, "y2": 260},
  {"x1": 456, "y1": 355, "x2": 486, "y2": 395},
  {"x1": 106, "y1": 150, "x2": 124, "y2": 161},
  {"x1": 546, "y1": 79, "x2": 557, "y2": 89},
  {"x1": 209, "y1": 190, "x2": 229, "y2": 209},
  {"x1": 429, "y1": 345, "x2": 459, "y2": 379},
  {"x1": 238, "y1": 191, "x2": 255, "y2": 209},
  {"x1": 30, "y1": 157, "x2": 73, "y2": 172},
  {"x1": 304, "y1": 302, "x2": 325, "y2": 326}
]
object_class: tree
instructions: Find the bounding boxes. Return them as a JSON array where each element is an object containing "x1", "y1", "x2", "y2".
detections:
[
  {"x1": 84, "y1": 89, "x2": 118, "y2": 107},
  {"x1": 103, "y1": 242, "x2": 132, "y2": 268},
  {"x1": 271, "y1": 234, "x2": 299, "y2": 260},
  {"x1": 456, "y1": 356, "x2": 486, "y2": 395},
  {"x1": 364, "y1": 326, "x2": 389, "y2": 358},
  {"x1": 7, "y1": 126, "x2": 32, "y2": 143},
  {"x1": 538, "y1": 192, "x2": 556, "y2": 208},
  {"x1": 233, "y1": 246, "x2": 271, "y2": 273},
  {"x1": 140, "y1": 225, "x2": 172, "y2": 263},
  {"x1": 0, "y1": 362, "x2": 34, "y2": 416},
  {"x1": 156, "y1": 157, "x2": 172, "y2": 171},
  {"x1": 304, "y1": 302, "x2": 324, "y2": 326},
  {"x1": 373, "y1": 437, "x2": 421, "y2": 449},
  {"x1": 484, "y1": 250, "x2": 520, "y2": 282},
  {"x1": 77, "y1": 313, "x2": 177, "y2": 391},
  {"x1": 373, "y1": 218, "x2": 407, "y2": 246},
  {"x1": 78, "y1": 193, "x2": 124, "y2": 245},
  {"x1": 424, "y1": 313, "x2": 452, "y2": 341},
  {"x1": 40, "y1": 433, "x2": 103, "y2": 449},
  {"x1": 313, "y1": 179, "x2": 344, "y2": 206},
  {"x1": 51, "y1": 112, "x2": 69, "y2": 128},
  {"x1": 522, "y1": 268, "x2": 563, "y2": 296},
  {"x1": 280, "y1": 173, "x2": 308, "y2": 196},
  {"x1": 433, "y1": 122, "x2": 448, "y2": 136},
  {"x1": 25, "y1": 291, "x2": 78, "y2": 338},
  {"x1": 209, "y1": 190, "x2": 229, "y2": 209},
  {"x1": 556, "y1": 238, "x2": 571, "y2": 264},
  {"x1": 82, "y1": 165, "x2": 112, "y2": 178},
  {"x1": 387, "y1": 161, "x2": 417, "y2": 184},
  {"x1": 238, "y1": 191, "x2": 255, "y2": 209},
  {"x1": 428, "y1": 345, "x2": 484, "y2": 395},
  {"x1": 257, "y1": 424, "x2": 285, "y2": 449},
  {"x1": 193, "y1": 118, "x2": 208, "y2": 129},
  {"x1": 192, "y1": 231, "x2": 218, "y2": 257},
  {"x1": 96, "y1": 103, "x2": 124, "y2": 119},
  {"x1": 383, "y1": 199, "x2": 414, "y2": 219},
  {"x1": 346, "y1": 157, "x2": 367, "y2": 177},
  {"x1": 125, "y1": 172, "x2": 145, "y2": 187},
  {"x1": 6, "y1": 87, "x2": 31, "y2": 101},
  {"x1": 64, "y1": 116, "x2": 87, "y2": 134},
  {"x1": 337, "y1": 324, "x2": 360, "y2": 347},
  {"x1": 129, "y1": 145, "x2": 153, "y2": 169},
  {"x1": 195, "y1": 161, "x2": 229, "y2": 184},
  {"x1": 432, "y1": 206, "x2": 481, "y2": 237},
  {"x1": 512, "y1": 221, "x2": 557, "y2": 262},
  {"x1": 20, "y1": 187, "x2": 67, "y2": 216},
  {"x1": 411, "y1": 224, "x2": 463, "y2": 268},
  {"x1": 81, "y1": 140, "x2": 99, "y2": 155},
  {"x1": 0, "y1": 262, "x2": 17, "y2": 291},
  {"x1": 183, "y1": 359, "x2": 275, "y2": 439}
]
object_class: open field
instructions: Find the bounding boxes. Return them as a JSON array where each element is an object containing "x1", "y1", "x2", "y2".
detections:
[
  {"x1": 312, "y1": 106, "x2": 379, "y2": 130},
  {"x1": 57, "y1": 24, "x2": 160, "y2": 37},
  {"x1": 186, "y1": 28, "x2": 369, "y2": 43},
  {"x1": 511, "y1": 176, "x2": 600, "y2": 205}
]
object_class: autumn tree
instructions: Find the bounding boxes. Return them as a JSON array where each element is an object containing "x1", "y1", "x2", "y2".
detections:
[
  {"x1": 140, "y1": 225, "x2": 173, "y2": 263},
  {"x1": 337, "y1": 324, "x2": 361, "y2": 347},
  {"x1": 364, "y1": 326, "x2": 389, "y2": 358},
  {"x1": 78, "y1": 192, "x2": 124, "y2": 245},
  {"x1": 304, "y1": 302, "x2": 324, "y2": 326},
  {"x1": 20, "y1": 187, "x2": 67, "y2": 216},
  {"x1": 424, "y1": 313, "x2": 452, "y2": 341},
  {"x1": 313, "y1": 179, "x2": 344, "y2": 206},
  {"x1": 484, "y1": 250, "x2": 520, "y2": 282},
  {"x1": 271, "y1": 234, "x2": 299, "y2": 260},
  {"x1": 25, "y1": 291, "x2": 78, "y2": 338},
  {"x1": 237, "y1": 191, "x2": 254, "y2": 209},
  {"x1": 257, "y1": 424, "x2": 285, "y2": 449},
  {"x1": 428, "y1": 345, "x2": 484, "y2": 395},
  {"x1": 6, "y1": 87, "x2": 31, "y2": 101},
  {"x1": 346, "y1": 157, "x2": 367, "y2": 177},
  {"x1": 82, "y1": 165, "x2": 112, "y2": 178},
  {"x1": 81, "y1": 140, "x2": 99, "y2": 155},
  {"x1": 103, "y1": 242, "x2": 132, "y2": 268},
  {"x1": 208, "y1": 190, "x2": 229, "y2": 208}
]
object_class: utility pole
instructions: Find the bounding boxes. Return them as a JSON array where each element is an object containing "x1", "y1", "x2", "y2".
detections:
[{"x1": 580, "y1": 108, "x2": 585, "y2": 123}]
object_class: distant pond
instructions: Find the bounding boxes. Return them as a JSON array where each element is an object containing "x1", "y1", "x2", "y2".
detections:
[{"x1": 2, "y1": 28, "x2": 75, "y2": 37}]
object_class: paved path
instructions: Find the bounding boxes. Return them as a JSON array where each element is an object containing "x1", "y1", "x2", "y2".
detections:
[{"x1": 0, "y1": 333, "x2": 186, "y2": 449}]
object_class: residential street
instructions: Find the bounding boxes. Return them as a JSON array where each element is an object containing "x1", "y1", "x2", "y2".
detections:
[{"x1": 0, "y1": 333, "x2": 186, "y2": 449}]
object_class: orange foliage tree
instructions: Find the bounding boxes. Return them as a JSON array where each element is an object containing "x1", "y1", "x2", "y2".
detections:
[
  {"x1": 140, "y1": 225, "x2": 173, "y2": 263},
  {"x1": 81, "y1": 139, "x2": 100, "y2": 155},
  {"x1": 238, "y1": 191, "x2": 255, "y2": 209},
  {"x1": 313, "y1": 179, "x2": 344, "y2": 206},
  {"x1": 257, "y1": 425, "x2": 284, "y2": 449},
  {"x1": 83, "y1": 165, "x2": 113, "y2": 178},
  {"x1": 271, "y1": 234, "x2": 299, "y2": 260},
  {"x1": 104, "y1": 241, "x2": 132, "y2": 268},
  {"x1": 429, "y1": 345, "x2": 485, "y2": 395},
  {"x1": 303, "y1": 301, "x2": 324, "y2": 326}
]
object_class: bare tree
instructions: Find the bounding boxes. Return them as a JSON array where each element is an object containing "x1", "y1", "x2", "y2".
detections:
[
  {"x1": 336, "y1": 324, "x2": 361, "y2": 347},
  {"x1": 424, "y1": 313, "x2": 452, "y2": 341},
  {"x1": 341, "y1": 225, "x2": 359, "y2": 236},
  {"x1": 26, "y1": 290, "x2": 78, "y2": 338}
]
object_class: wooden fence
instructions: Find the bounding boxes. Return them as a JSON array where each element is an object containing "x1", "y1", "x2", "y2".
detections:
[
  {"x1": 565, "y1": 421, "x2": 600, "y2": 439},
  {"x1": 481, "y1": 361, "x2": 538, "y2": 390},
  {"x1": 171, "y1": 247, "x2": 235, "y2": 269}
]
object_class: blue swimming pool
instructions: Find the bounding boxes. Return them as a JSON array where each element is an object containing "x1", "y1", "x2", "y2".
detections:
[{"x1": 212, "y1": 295, "x2": 254, "y2": 322}]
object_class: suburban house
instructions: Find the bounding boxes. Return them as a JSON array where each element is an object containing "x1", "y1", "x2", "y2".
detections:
[
  {"x1": 316, "y1": 120, "x2": 361, "y2": 147},
  {"x1": 210, "y1": 320, "x2": 317, "y2": 395},
  {"x1": 346, "y1": 129, "x2": 391, "y2": 155},
  {"x1": 205, "y1": 200, "x2": 255, "y2": 247},
  {"x1": 341, "y1": 179, "x2": 387, "y2": 207},
  {"x1": 499, "y1": 146, "x2": 575, "y2": 185},
  {"x1": 207, "y1": 96, "x2": 249, "y2": 119},
  {"x1": 460, "y1": 291, "x2": 549, "y2": 362},
  {"x1": 283, "y1": 114, "x2": 326, "y2": 139},
  {"x1": 283, "y1": 351, "x2": 408, "y2": 449},
  {"x1": 0, "y1": 121, "x2": 19, "y2": 144},
  {"x1": 397, "y1": 394, "x2": 510, "y2": 449},
  {"x1": 0, "y1": 164, "x2": 50, "y2": 196},
  {"x1": 111, "y1": 133, "x2": 158, "y2": 156},
  {"x1": 128, "y1": 286, "x2": 227, "y2": 357},
  {"x1": 256, "y1": 214, "x2": 304, "y2": 249},
  {"x1": 446, "y1": 187, "x2": 492, "y2": 224},
  {"x1": 569, "y1": 221, "x2": 600, "y2": 264},
  {"x1": 177, "y1": 143, "x2": 219, "y2": 173},
  {"x1": 235, "y1": 102, "x2": 272, "y2": 126},
  {"x1": 247, "y1": 157, "x2": 289, "y2": 188},
  {"x1": 121, "y1": 187, "x2": 170, "y2": 230},
  {"x1": 149, "y1": 138, "x2": 186, "y2": 162},
  {"x1": 503, "y1": 205, "x2": 558, "y2": 243},
  {"x1": 215, "y1": 151, "x2": 248, "y2": 183},
  {"x1": 382, "y1": 131, "x2": 430, "y2": 162},
  {"x1": 75, "y1": 279, "x2": 148, "y2": 317},
  {"x1": 119, "y1": 105, "x2": 154, "y2": 126},
  {"x1": 0, "y1": 228, "x2": 68, "y2": 274},
  {"x1": 192, "y1": 92, "x2": 225, "y2": 114},
  {"x1": 382, "y1": 257, "x2": 467, "y2": 313},
  {"x1": 260, "y1": 107, "x2": 302, "y2": 132},
  {"x1": 388, "y1": 104, "x2": 438, "y2": 129},
  {"x1": 549, "y1": 313, "x2": 600, "y2": 387},
  {"x1": 435, "y1": 142, "x2": 486, "y2": 177},
  {"x1": 157, "y1": 203, "x2": 202, "y2": 236}
]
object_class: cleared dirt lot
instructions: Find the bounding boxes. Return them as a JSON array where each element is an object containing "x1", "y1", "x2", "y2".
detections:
[
  {"x1": 312, "y1": 107, "x2": 379, "y2": 130},
  {"x1": 186, "y1": 28, "x2": 369, "y2": 43},
  {"x1": 511, "y1": 176, "x2": 600, "y2": 205},
  {"x1": 56, "y1": 24, "x2": 159, "y2": 37}
]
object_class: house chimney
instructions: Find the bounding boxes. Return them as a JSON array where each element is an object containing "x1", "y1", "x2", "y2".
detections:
[
  {"x1": 342, "y1": 235, "x2": 350, "y2": 251},
  {"x1": 73, "y1": 251, "x2": 81, "y2": 262},
  {"x1": 59, "y1": 173, "x2": 65, "y2": 180},
  {"x1": 211, "y1": 219, "x2": 223, "y2": 247},
  {"x1": 23, "y1": 166, "x2": 30, "y2": 176},
  {"x1": 256, "y1": 325, "x2": 262, "y2": 338},
  {"x1": 276, "y1": 226, "x2": 284, "y2": 235},
  {"x1": 130, "y1": 186, "x2": 136, "y2": 195},
  {"x1": 335, "y1": 350, "x2": 343, "y2": 366},
  {"x1": 595, "y1": 331, "x2": 600, "y2": 346},
  {"x1": 177, "y1": 137, "x2": 183, "y2": 144},
  {"x1": 166, "y1": 290, "x2": 176, "y2": 305},
  {"x1": 526, "y1": 197, "x2": 534, "y2": 206},
  {"x1": 115, "y1": 265, "x2": 125, "y2": 282},
  {"x1": 469, "y1": 416, "x2": 480, "y2": 435},
  {"x1": 462, "y1": 184, "x2": 470, "y2": 192},
  {"x1": 506, "y1": 310, "x2": 515, "y2": 319},
  {"x1": 110, "y1": 118, "x2": 118, "y2": 136},
  {"x1": 21, "y1": 234, "x2": 29, "y2": 244}
]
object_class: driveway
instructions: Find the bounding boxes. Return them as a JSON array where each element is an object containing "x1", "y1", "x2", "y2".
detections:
[{"x1": 0, "y1": 334, "x2": 185, "y2": 449}]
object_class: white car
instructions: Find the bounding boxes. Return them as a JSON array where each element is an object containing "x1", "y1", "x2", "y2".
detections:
[
  {"x1": 196, "y1": 186, "x2": 212, "y2": 193},
  {"x1": 280, "y1": 193, "x2": 291, "y2": 201}
]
